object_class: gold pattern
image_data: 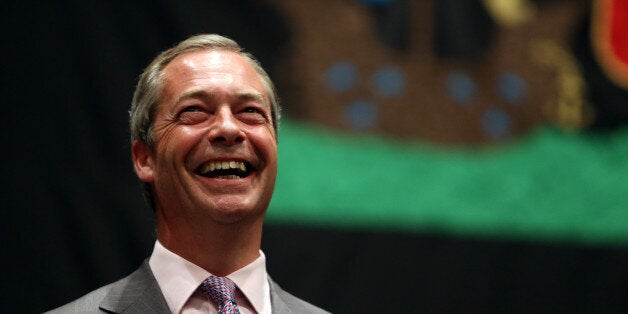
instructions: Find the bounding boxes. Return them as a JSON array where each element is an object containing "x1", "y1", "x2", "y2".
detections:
[
  {"x1": 482, "y1": 0, "x2": 537, "y2": 27},
  {"x1": 530, "y1": 39, "x2": 594, "y2": 130}
]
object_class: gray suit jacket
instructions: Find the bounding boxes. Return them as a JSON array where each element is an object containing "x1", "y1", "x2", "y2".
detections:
[{"x1": 46, "y1": 261, "x2": 329, "y2": 314}]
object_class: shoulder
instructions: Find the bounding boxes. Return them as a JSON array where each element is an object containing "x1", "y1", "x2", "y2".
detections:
[
  {"x1": 45, "y1": 261, "x2": 168, "y2": 314},
  {"x1": 44, "y1": 282, "x2": 115, "y2": 314},
  {"x1": 269, "y1": 278, "x2": 330, "y2": 314}
]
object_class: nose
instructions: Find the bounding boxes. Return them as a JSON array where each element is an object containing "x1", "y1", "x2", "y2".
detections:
[{"x1": 207, "y1": 107, "x2": 245, "y2": 145}]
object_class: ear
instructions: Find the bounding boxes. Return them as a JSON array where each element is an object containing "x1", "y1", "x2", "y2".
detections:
[{"x1": 132, "y1": 140, "x2": 155, "y2": 183}]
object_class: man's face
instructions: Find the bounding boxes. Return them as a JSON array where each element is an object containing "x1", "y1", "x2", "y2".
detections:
[{"x1": 132, "y1": 49, "x2": 278, "y2": 226}]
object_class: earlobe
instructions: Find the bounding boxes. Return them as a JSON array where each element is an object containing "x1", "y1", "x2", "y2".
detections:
[{"x1": 132, "y1": 140, "x2": 154, "y2": 183}]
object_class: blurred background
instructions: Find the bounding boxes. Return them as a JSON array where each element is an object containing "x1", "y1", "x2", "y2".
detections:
[{"x1": 2, "y1": 0, "x2": 627, "y2": 312}]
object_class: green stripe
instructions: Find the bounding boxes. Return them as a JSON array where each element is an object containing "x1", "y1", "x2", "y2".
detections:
[{"x1": 267, "y1": 119, "x2": 628, "y2": 246}]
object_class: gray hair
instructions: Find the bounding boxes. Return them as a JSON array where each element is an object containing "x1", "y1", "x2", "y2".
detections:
[{"x1": 129, "y1": 34, "x2": 281, "y2": 147}]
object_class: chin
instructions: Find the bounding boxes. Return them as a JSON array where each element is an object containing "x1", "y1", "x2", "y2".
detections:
[{"x1": 206, "y1": 201, "x2": 266, "y2": 225}]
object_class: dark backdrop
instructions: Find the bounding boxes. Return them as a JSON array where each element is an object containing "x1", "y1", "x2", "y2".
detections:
[{"x1": 2, "y1": 1, "x2": 627, "y2": 313}]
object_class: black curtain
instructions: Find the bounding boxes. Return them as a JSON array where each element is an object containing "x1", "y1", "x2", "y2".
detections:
[
  {"x1": 2, "y1": 0, "x2": 288, "y2": 311},
  {"x1": 263, "y1": 226, "x2": 628, "y2": 313}
]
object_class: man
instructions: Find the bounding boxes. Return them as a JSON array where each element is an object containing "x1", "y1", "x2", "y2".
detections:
[{"x1": 48, "y1": 34, "x2": 328, "y2": 314}]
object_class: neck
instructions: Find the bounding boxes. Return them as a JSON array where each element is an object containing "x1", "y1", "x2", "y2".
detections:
[{"x1": 156, "y1": 215, "x2": 263, "y2": 276}]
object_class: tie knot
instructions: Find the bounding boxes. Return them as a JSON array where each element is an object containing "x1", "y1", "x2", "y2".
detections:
[{"x1": 201, "y1": 276, "x2": 240, "y2": 314}]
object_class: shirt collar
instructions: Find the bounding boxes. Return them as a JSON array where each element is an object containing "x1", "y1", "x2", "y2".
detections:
[
  {"x1": 229, "y1": 250, "x2": 270, "y2": 314},
  {"x1": 149, "y1": 240, "x2": 270, "y2": 314}
]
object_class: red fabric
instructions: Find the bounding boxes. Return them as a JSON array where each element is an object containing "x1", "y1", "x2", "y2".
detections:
[{"x1": 609, "y1": 0, "x2": 628, "y2": 64}]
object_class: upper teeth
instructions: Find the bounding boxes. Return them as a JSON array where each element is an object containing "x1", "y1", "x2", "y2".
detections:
[{"x1": 200, "y1": 160, "x2": 247, "y2": 173}]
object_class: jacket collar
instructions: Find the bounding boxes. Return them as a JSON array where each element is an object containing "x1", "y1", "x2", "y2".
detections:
[{"x1": 99, "y1": 261, "x2": 170, "y2": 313}]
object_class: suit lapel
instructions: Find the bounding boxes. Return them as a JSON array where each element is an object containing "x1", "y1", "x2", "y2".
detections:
[
  {"x1": 268, "y1": 277, "x2": 291, "y2": 313},
  {"x1": 268, "y1": 277, "x2": 328, "y2": 314},
  {"x1": 99, "y1": 261, "x2": 171, "y2": 314}
]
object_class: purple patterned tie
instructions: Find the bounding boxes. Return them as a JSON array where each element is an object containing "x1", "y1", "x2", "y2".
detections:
[{"x1": 200, "y1": 276, "x2": 241, "y2": 314}]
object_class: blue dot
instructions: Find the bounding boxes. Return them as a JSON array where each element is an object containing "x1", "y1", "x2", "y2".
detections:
[
  {"x1": 482, "y1": 107, "x2": 512, "y2": 140},
  {"x1": 497, "y1": 72, "x2": 526, "y2": 104},
  {"x1": 446, "y1": 71, "x2": 476, "y2": 106},
  {"x1": 325, "y1": 61, "x2": 358, "y2": 93},
  {"x1": 345, "y1": 100, "x2": 378, "y2": 131},
  {"x1": 371, "y1": 66, "x2": 405, "y2": 98}
]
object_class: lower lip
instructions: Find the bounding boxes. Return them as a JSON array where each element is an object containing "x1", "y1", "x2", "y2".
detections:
[{"x1": 196, "y1": 173, "x2": 254, "y2": 182}]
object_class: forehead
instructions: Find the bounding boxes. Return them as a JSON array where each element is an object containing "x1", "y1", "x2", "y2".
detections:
[{"x1": 161, "y1": 49, "x2": 267, "y2": 101}]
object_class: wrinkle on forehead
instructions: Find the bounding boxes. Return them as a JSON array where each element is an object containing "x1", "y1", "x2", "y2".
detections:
[
  {"x1": 173, "y1": 89, "x2": 265, "y2": 108},
  {"x1": 161, "y1": 50, "x2": 270, "y2": 111}
]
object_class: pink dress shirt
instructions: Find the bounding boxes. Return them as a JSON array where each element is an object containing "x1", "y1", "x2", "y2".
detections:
[{"x1": 148, "y1": 241, "x2": 271, "y2": 314}]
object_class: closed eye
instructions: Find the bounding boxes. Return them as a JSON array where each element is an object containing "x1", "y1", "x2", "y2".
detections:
[
  {"x1": 238, "y1": 106, "x2": 269, "y2": 124},
  {"x1": 243, "y1": 107, "x2": 263, "y2": 113},
  {"x1": 181, "y1": 105, "x2": 202, "y2": 112},
  {"x1": 178, "y1": 105, "x2": 208, "y2": 124}
]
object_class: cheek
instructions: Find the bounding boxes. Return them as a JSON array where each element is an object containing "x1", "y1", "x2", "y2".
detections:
[
  {"x1": 154, "y1": 125, "x2": 208, "y2": 163},
  {"x1": 249, "y1": 128, "x2": 277, "y2": 159}
]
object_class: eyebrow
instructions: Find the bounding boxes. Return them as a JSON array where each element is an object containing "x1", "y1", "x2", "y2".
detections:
[{"x1": 174, "y1": 89, "x2": 265, "y2": 106}]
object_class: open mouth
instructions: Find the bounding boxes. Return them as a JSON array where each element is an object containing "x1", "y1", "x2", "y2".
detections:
[{"x1": 196, "y1": 160, "x2": 253, "y2": 179}]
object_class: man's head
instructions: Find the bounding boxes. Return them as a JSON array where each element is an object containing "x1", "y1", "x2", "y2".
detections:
[
  {"x1": 130, "y1": 34, "x2": 279, "y2": 227},
  {"x1": 130, "y1": 34, "x2": 280, "y2": 146}
]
